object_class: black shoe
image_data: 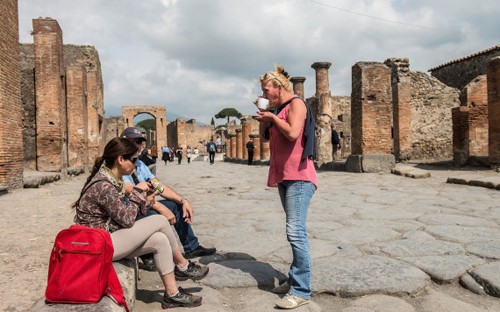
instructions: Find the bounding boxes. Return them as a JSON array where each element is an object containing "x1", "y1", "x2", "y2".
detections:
[
  {"x1": 140, "y1": 254, "x2": 156, "y2": 272},
  {"x1": 184, "y1": 245, "x2": 216, "y2": 259},
  {"x1": 174, "y1": 260, "x2": 209, "y2": 281},
  {"x1": 162, "y1": 287, "x2": 202, "y2": 309}
]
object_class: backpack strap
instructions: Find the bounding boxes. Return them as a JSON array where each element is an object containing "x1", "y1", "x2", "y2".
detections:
[{"x1": 106, "y1": 265, "x2": 130, "y2": 312}]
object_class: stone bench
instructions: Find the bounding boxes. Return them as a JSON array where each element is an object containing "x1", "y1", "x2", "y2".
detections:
[{"x1": 31, "y1": 259, "x2": 136, "y2": 312}]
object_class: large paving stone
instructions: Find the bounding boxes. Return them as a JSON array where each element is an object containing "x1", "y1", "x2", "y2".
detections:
[
  {"x1": 315, "y1": 226, "x2": 400, "y2": 245},
  {"x1": 399, "y1": 255, "x2": 485, "y2": 283},
  {"x1": 466, "y1": 240, "x2": 500, "y2": 259},
  {"x1": 202, "y1": 260, "x2": 287, "y2": 289},
  {"x1": 417, "y1": 214, "x2": 497, "y2": 227},
  {"x1": 469, "y1": 261, "x2": 500, "y2": 297},
  {"x1": 379, "y1": 239, "x2": 465, "y2": 257},
  {"x1": 312, "y1": 256, "x2": 430, "y2": 297},
  {"x1": 350, "y1": 294, "x2": 415, "y2": 312},
  {"x1": 418, "y1": 289, "x2": 490, "y2": 312},
  {"x1": 424, "y1": 225, "x2": 500, "y2": 244}
]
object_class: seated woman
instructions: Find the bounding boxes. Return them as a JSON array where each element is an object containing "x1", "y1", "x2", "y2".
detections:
[{"x1": 73, "y1": 137, "x2": 208, "y2": 309}]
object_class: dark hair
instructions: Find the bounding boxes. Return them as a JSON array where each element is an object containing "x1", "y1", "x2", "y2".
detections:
[{"x1": 72, "y1": 137, "x2": 138, "y2": 209}]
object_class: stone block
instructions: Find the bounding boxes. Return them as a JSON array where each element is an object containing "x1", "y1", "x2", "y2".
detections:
[
  {"x1": 346, "y1": 155, "x2": 362, "y2": 172},
  {"x1": 361, "y1": 154, "x2": 395, "y2": 173}
]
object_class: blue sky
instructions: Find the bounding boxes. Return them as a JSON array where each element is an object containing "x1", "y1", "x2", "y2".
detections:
[{"x1": 18, "y1": 0, "x2": 500, "y2": 125}]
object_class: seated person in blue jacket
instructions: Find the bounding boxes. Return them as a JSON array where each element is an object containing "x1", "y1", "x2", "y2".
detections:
[{"x1": 120, "y1": 127, "x2": 216, "y2": 271}]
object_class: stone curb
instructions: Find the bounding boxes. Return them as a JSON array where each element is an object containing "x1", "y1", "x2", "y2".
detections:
[
  {"x1": 447, "y1": 177, "x2": 500, "y2": 190},
  {"x1": 391, "y1": 166, "x2": 431, "y2": 179}
]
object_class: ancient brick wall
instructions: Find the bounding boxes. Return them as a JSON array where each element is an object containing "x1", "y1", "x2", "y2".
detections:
[
  {"x1": 184, "y1": 120, "x2": 213, "y2": 152},
  {"x1": 0, "y1": 0, "x2": 23, "y2": 188},
  {"x1": 351, "y1": 62, "x2": 392, "y2": 155},
  {"x1": 409, "y1": 72, "x2": 460, "y2": 159},
  {"x1": 430, "y1": 45, "x2": 500, "y2": 90},
  {"x1": 488, "y1": 57, "x2": 500, "y2": 166},
  {"x1": 66, "y1": 65, "x2": 88, "y2": 168},
  {"x1": 33, "y1": 18, "x2": 67, "y2": 172},
  {"x1": 463, "y1": 76, "x2": 488, "y2": 160},
  {"x1": 19, "y1": 44, "x2": 36, "y2": 169}
]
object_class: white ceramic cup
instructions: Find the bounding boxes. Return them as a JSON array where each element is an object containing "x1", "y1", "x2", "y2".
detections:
[{"x1": 257, "y1": 98, "x2": 270, "y2": 110}]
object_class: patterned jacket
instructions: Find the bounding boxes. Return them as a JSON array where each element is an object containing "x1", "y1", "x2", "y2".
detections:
[{"x1": 74, "y1": 171, "x2": 149, "y2": 232}]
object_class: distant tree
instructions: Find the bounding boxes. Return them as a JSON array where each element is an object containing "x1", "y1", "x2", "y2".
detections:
[
  {"x1": 211, "y1": 117, "x2": 215, "y2": 127},
  {"x1": 136, "y1": 119, "x2": 156, "y2": 131},
  {"x1": 214, "y1": 108, "x2": 242, "y2": 124}
]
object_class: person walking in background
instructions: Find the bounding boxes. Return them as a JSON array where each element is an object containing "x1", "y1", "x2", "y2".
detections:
[
  {"x1": 161, "y1": 146, "x2": 170, "y2": 165},
  {"x1": 215, "y1": 136, "x2": 222, "y2": 153},
  {"x1": 253, "y1": 65, "x2": 317, "y2": 310},
  {"x1": 176, "y1": 146, "x2": 183, "y2": 165},
  {"x1": 206, "y1": 139, "x2": 216, "y2": 165},
  {"x1": 150, "y1": 144, "x2": 158, "y2": 163},
  {"x1": 186, "y1": 146, "x2": 193, "y2": 164},
  {"x1": 73, "y1": 137, "x2": 208, "y2": 309},
  {"x1": 246, "y1": 139, "x2": 254, "y2": 165},
  {"x1": 331, "y1": 123, "x2": 340, "y2": 161}
]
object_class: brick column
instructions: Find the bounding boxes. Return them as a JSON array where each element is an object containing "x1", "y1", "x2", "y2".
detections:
[
  {"x1": 385, "y1": 58, "x2": 412, "y2": 161},
  {"x1": 291, "y1": 76, "x2": 306, "y2": 99},
  {"x1": 241, "y1": 117, "x2": 251, "y2": 160},
  {"x1": 351, "y1": 62, "x2": 392, "y2": 155},
  {"x1": 66, "y1": 65, "x2": 88, "y2": 168},
  {"x1": 250, "y1": 134, "x2": 260, "y2": 161},
  {"x1": 261, "y1": 141, "x2": 270, "y2": 161},
  {"x1": 0, "y1": 0, "x2": 23, "y2": 188},
  {"x1": 33, "y1": 18, "x2": 66, "y2": 172},
  {"x1": 236, "y1": 128, "x2": 243, "y2": 159},
  {"x1": 488, "y1": 56, "x2": 500, "y2": 166},
  {"x1": 230, "y1": 133, "x2": 237, "y2": 159}
]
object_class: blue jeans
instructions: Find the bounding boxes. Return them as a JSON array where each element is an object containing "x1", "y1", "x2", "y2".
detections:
[
  {"x1": 278, "y1": 180, "x2": 316, "y2": 300},
  {"x1": 142, "y1": 199, "x2": 200, "y2": 253}
]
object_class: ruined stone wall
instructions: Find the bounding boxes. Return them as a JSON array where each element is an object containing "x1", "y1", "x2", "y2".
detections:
[
  {"x1": 430, "y1": 46, "x2": 500, "y2": 90},
  {"x1": 0, "y1": 0, "x2": 24, "y2": 188},
  {"x1": 184, "y1": 120, "x2": 213, "y2": 152},
  {"x1": 409, "y1": 71, "x2": 460, "y2": 159}
]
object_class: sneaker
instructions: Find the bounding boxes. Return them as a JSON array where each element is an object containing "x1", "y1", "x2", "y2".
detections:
[
  {"x1": 275, "y1": 294, "x2": 309, "y2": 309},
  {"x1": 174, "y1": 260, "x2": 209, "y2": 281},
  {"x1": 162, "y1": 287, "x2": 202, "y2": 309},
  {"x1": 184, "y1": 245, "x2": 216, "y2": 259},
  {"x1": 140, "y1": 254, "x2": 156, "y2": 272},
  {"x1": 271, "y1": 282, "x2": 291, "y2": 294}
]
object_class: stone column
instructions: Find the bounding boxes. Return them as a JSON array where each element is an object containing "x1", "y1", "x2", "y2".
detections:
[
  {"x1": 311, "y1": 62, "x2": 332, "y2": 97},
  {"x1": 236, "y1": 128, "x2": 243, "y2": 159},
  {"x1": 0, "y1": 0, "x2": 23, "y2": 188},
  {"x1": 241, "y1": 117, "x2": 251, "y2": 160},
  {"x1": 311, "y1": 61, "x2": 333, "y2": 165},
  {"x1": 291, "y1": 76, "x2": 306, "y2": 99},
  {"x1": 33, "y1": 18, "x2": 67, "y2": 172},
  {"x1": 488, "y1": 56, "x2": 500, "y2": 167},
  {"x1": 385, "y1": 58, "x2": 412, "y2": 161},
  {"x1": 230, "y1": 133, "x2": 237, "y2": 159},
  {"x1": 250, "y1": 134, "x2": 260, "y2": 161},
  {"x1": 86, "y1": 69, "x2": 103, "y2": 164}
]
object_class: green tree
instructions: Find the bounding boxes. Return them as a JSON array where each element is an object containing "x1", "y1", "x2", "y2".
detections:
[
  {"x1": 136, "y1": 119, "x2": 156, "y2": 131},
  {"x1": 211, "y1": 117, "x2": 215, "y2": 127},
  {"x1": 214, "y1": 108, "x2": 242, "y2": 124}
]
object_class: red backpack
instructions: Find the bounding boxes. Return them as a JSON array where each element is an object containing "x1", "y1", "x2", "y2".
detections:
[{"x1": 45, "y1": 224, "x2": 130, "y2": 311}]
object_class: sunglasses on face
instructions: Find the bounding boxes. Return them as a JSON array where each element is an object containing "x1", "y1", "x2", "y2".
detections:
[
  {"x1": 134, "y1": 139, "x2": 145, "y2": 145},
  {"x1": 124, "y1": 156, "x2": 138, "y2": 164}
]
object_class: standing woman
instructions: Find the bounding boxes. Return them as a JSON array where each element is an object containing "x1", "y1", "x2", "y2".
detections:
[
  {"x1": 253, "y1": 66, "x2": 317, "y2": 309},
  {"x1": 73, "y1": 137, "x2": 207, "y2": 309}
]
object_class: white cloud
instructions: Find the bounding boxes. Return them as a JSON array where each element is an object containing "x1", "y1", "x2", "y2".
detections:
[{"x1": 18, "y1": 0, "x2": 500, "y2": 125}]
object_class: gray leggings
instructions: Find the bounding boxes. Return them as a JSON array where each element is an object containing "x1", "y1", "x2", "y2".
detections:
[{"x1": 110, "y1": 214, "x2": 178, "y2": 275}]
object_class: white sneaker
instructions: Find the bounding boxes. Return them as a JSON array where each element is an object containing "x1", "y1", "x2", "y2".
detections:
[{"x1": 275, "y1": 294, "x2": 309, "y2": 309}]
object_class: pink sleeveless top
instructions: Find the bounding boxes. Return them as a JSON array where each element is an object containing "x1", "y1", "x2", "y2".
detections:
[{"x1": 267, "y1": 104, "x2": 317, "y2": 188}]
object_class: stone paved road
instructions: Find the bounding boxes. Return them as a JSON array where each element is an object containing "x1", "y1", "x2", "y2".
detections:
[{"x1": 1, "y1": 159, "x2": 499, "y2": 311}]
